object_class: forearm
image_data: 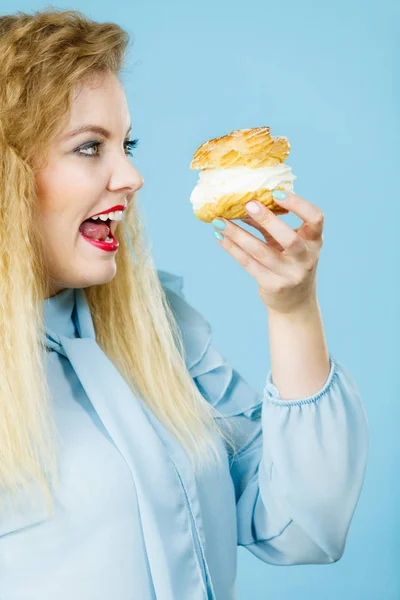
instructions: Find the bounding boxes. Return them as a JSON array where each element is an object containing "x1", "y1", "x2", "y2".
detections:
[{"x1": 267, "y1": 295, "x2": 331, "y2": 401}]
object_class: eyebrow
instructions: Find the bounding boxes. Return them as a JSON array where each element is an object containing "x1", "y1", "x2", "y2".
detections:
[{"x1": 62, "y1": 124, "x2": 132, "y2": 141}]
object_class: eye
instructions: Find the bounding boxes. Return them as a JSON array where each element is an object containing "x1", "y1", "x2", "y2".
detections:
[
  {"x1": 75, "y1": 138, "x2": 139, "y2": 158},
  {"x1": 124, "y1": 138, "x2": 139, "y2": 156}
]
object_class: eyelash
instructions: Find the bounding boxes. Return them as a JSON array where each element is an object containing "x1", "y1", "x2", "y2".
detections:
[{"x1": 75, "y1": 138, "x2": 139, "y2": 159}]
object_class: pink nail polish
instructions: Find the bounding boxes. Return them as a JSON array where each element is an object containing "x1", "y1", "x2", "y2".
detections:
[{"x1": 246, "y1": 201, "x2": 259, "y2": 214}]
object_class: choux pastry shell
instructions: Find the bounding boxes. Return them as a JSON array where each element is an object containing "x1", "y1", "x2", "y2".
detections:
[{"x1": 189, "y1": 127, "x2": 296, "y2": 222}]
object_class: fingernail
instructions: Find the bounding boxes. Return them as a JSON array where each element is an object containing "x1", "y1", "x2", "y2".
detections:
[
  {"x1": 245, "y1": 201, "x2": 260, "y2": 213},
  {"x1": 272, "y1": 190, "x2": 287, "y2": 201},
  {"x1": 214, "y1": 231, "x2": 224, "y2": 241},
  {"x1": 212, "y1": 218, "x2": 226, "y2": 230}
]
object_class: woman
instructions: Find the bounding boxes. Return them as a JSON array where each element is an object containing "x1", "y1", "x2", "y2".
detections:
[{"x1": 0, "y1": 8, "x2": 369, "y2": 600}]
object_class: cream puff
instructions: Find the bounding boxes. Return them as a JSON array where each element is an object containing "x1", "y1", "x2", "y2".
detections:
[{"x1": 189, "y1": 127, "x2": 297, "y2": 222}]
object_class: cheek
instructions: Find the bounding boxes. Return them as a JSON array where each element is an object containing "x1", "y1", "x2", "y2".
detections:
[{"x1": 35, "y1": 160, "x2": 105, "y2": 233}]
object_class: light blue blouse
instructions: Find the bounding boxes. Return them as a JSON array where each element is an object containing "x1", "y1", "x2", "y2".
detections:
[{"x1": 0, "y1": 269, "x2": 369, "y2": 600}]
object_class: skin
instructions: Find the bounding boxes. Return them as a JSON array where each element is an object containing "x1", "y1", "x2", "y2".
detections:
[
  {"x1": 212, "y1": 193, "x2": 330, "y2": 399},
  {"x1": 34, "y1": 67, "x2": 329, "y2": 399},
  {"x1": 34, "y1": 70, "x2": 144, "y2": 298}
]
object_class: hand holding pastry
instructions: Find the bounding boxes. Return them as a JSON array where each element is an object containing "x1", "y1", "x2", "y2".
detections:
[
  {"x1": 189, "y1": 127, "x2": 323, "y2": 315},
  {"x1": 212, "y1": 190, "x2": 324, "y2": 315}
]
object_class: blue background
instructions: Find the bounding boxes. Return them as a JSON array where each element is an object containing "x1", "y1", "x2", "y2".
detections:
[{"x1": 3, "y1": 0, "x2": 398, "y2": 597}]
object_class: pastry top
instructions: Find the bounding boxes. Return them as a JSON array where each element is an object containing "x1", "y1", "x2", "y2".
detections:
[{"x1": 190, "y1": 127, "x2": 291, "y2": 171}]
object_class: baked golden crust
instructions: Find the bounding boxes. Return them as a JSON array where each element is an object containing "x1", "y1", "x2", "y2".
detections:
[
  {"x1": 193, "y1": 186, "x2": 289, "y2": 223},
  {"x1": 190, "y1": 127, "x2": 290, "y2": 170}
]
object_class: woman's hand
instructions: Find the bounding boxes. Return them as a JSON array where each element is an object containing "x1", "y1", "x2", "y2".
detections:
[{"x1": 212, "y1": 191, "x2": 324, "y2": 315}]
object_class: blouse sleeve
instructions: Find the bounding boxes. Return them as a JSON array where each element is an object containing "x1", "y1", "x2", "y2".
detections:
[{"x1": 159, "y1": 270, "x2": 369, "y2": 566}]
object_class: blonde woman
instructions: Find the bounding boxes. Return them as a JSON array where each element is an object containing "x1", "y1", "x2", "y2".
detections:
[{"x1": 0, "y1": 8, "x2": 368, "y2": 600}]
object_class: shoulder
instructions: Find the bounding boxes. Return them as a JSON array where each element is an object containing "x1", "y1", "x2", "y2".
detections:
[
  {"x1": 156, "y1": 269, "x2": 212, "y2": 373},
  {"x1": 157, "y1": 269, "x2": 185, "y2": 298}
]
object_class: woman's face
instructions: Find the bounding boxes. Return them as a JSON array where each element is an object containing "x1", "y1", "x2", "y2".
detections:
[{"x1": 34, "y1": 71, "x2": 144, "y2": 297}]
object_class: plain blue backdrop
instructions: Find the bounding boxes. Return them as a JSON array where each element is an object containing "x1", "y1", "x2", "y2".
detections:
[{"x1": 2, "y1": 0, "x2": 398, "y2": 598}]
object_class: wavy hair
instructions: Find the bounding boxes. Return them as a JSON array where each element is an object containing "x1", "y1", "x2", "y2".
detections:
[{"x1": 0, "y1": 8, "x2": 237, "y2": 511}]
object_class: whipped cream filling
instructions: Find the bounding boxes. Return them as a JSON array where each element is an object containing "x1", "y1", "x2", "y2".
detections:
[{"x1": 190, "y1": 164, "x2": 296, "y2": 209}]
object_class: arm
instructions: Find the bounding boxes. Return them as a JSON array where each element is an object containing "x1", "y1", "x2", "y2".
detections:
[
  {"x1": 160, "y1": 272, "x2": 369, "y2": 565},
  {"x1": 267, "y1": 296, "x2": 331, "y2": 400}
]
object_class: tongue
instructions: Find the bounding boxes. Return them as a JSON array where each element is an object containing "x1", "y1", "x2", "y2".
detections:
[{"x1": 79, "y1": 219, "x2": 110, "y2": 241}]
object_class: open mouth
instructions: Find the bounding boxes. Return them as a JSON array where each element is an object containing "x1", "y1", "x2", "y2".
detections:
[{"x1": 78, "y1": 216, "x2": 118, "y2": 241}]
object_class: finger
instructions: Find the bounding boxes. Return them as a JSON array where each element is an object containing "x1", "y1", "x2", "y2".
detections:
[
  {"x1": 270, "y1": 191, "x2": 324, "y2": 241},
  {"x1": 214, "y1": 229, "x2": 284, "y2": 288},
  {"x1": 213, "y1": 219, "x2": 286, "y2": 275},
  {"x1": 238, "y1": 216, "x2": 285, "y2": 251},
  {"x1": 239, "y1": 217, "x2": 301, "y2": 240},
  {"x1": 244, "y1": 201, "x2": 307, "y2": 256}
]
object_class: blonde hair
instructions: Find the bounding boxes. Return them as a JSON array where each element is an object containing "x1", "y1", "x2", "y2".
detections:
[{"x1": 0, "y1": 8, "x2": 237, "y2": 510}]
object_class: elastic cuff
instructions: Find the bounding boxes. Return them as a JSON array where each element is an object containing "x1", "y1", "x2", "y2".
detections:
[{"x1": 263, "y1": 353, "x2": 338, "y2": 407}]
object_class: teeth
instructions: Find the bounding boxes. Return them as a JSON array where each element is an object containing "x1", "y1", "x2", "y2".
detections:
[{"x1": 91, "y1": 210, "x2": 123, "y2": 221}]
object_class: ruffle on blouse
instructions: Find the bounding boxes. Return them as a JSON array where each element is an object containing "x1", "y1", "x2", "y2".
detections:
[{"x1": 158, "y1": 269, "x2": 263, "y2": 421}]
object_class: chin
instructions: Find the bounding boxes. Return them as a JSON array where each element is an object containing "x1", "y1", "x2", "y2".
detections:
[
  {"x1": 79, "y1": 264, "x2": 117, "y2": 289},
  {"x1": 51, "y1": 262, "x2": 117, "y2": 292}
]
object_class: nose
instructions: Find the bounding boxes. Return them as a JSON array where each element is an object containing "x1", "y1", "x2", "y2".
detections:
[
  {"x1": 127, "y1": 164, "x2": 144, "y2": 194},
  {"x1": 135, "y1": 168, "x2": 144, "y2": 191},
  {"x1": 108, "y1": 157, "x2": 144, "y2": 197}
]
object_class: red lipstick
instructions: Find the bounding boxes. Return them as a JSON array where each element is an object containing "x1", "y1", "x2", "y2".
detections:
[{"x1": 90, "y1": 204, "x2": 125, "y2": 218}]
